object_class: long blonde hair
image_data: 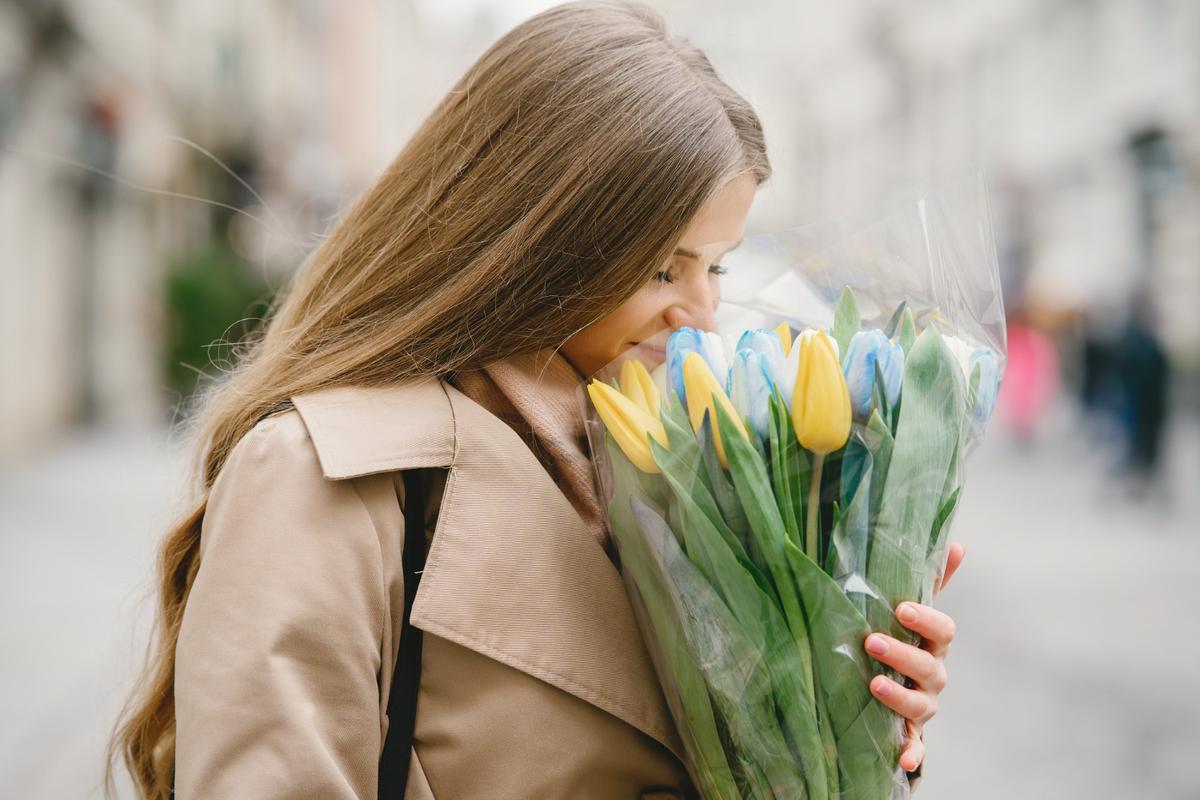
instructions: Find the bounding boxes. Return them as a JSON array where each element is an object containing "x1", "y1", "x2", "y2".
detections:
[{"x1": 107, "y1": 1, "x2": 770, "y2": 795}]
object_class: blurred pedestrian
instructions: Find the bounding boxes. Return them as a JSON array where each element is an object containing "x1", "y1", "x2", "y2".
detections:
[
  {"x1": 1113, "y1": 293, "x2": 1170, "y2": 491},
  {"x1": 998, "y1": 310, "x2": 1059, "y2": 445}
]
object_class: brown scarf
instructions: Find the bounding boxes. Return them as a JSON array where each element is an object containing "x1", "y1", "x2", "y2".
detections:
[{"x1": 446, "y1": 347, "x2": 610, "y2": 558}]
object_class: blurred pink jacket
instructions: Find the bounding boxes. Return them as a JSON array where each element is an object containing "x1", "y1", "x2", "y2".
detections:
[{"x1": 998, "y1": 322, "x2": 1059, "y2": 435}]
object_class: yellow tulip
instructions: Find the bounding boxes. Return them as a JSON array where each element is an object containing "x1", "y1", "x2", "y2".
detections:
[
  {"x1": 587, "y1": 378, "x2": 668, "y2": 473},
  {"x1": 682, "y1": 352, "x2": 748, "y2": 469},
  {"x1": 773, "y1": 321, "x2": 793, "y2": 356},
  {"x1": 790, "y1": 329, "x2": 852, "y2": 560},
  {"x1": 791, "y1": 330, "x2": 851, "y2": 454},
  {"x1": 619, "y1": 358, "x2": 660, "y2": 417}
]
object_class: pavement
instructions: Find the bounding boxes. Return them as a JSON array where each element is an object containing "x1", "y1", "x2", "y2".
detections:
[
  {"x1": 0, "y1": 423, "x2": 191, "y2": 798},
  {"x1": 1, "y1": 407, "x2": 1197, "y2": 798},
  {"x1": 920, "y1": 409, "x2": 1200, "y2": 800}
]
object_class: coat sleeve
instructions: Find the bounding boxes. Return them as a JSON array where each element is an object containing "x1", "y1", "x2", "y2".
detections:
[{"x1": 175, "y1": 411, "x2": 389, "y2": 799}]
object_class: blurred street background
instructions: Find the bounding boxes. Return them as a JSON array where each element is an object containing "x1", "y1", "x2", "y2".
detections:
[{"x1": 2, "y1": 0, "x2": 1198, "y2": 797}]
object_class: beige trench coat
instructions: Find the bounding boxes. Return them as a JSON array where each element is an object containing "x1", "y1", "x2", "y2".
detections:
[{"x1": 174, "y1": 377, "x2": 696, "y2": 799}]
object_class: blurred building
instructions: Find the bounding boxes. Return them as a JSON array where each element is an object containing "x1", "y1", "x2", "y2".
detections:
[
  {"x1": 671, "y1": 0, "x2": 1199, "y2": 368},
  {"x1": 2, "y1": 0, "x2": 1198, "y2": 461},
  {"x1": 0, "y1": 0, "x2": 433, "y2": 458}
]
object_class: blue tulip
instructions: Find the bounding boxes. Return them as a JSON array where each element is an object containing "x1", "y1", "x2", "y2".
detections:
[
  {"x1": 735, "y1": 328, "x2": 785, "y2": 362},
  {"x1": 666, "y1": 327, "x2": 729, "y2": 407},
  {"x1": 968, "y1": 348, "x2": 1001, "y2": 438},
  {"x1": 733, "y1": 329, "x2": 785, "y2": 393},
  {"x1": 842, "y1": 330, "x2": 905, "y2": 420},
  {"x1": 876, "y1": 336, "x2": 904, "y2": 410},
  {"x1": 728, "y1": 349, "x2": 778, "y2": 441}
]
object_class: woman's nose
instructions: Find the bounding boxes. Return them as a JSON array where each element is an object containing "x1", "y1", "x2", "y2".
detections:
[{"x1": 663, "y1": 285, "x2": 719, "y2": 332}]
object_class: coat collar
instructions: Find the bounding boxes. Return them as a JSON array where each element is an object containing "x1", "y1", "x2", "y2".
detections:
[{"x1": 291, "y1": 379, "x2": 686, "y2": 765}]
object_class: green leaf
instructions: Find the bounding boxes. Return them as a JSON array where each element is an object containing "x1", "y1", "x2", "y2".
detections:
[
  {"x1": 897, "y1": 307, "x2": 917, "y2": 354},
  {"x1": 833, "y1": 286, "x2": 860, "y2": 358},
  {"x1": 861, "y1": 410, "x2": 894, "y2": 535},
  {"x1": 784, "y1": 538, "x2": 899, "y2": 800},
  {"x1": 711, "y1": 400, "x2": 832, "y2": 798},
  {"x1": 626, "y1": 496, "x2": 757, "y2": 799},
  {"x1": 928, "y1": 485, "x2": 961, "y2": 561},
  {"x1": 649, "y1": 435, "x2": 750, "y2": 564},
  {"x1": 866, "y1": 326, "x2": 965, "y2": 646},
  {"x1": 767, "y1": 392, "x2": 799, "y2": 547},
  {"x1": 605, "y1": 449, "x2": 739, "y2": 799},
  {"x1": 713, "y1": 400, "x2": 815, "y2": 667},
  {"x1": 831, "y1": 697, "x2": 903, "y2": 800},
  {"x1": 768, "y1": 390, "x2": 808, "y2": 548},
  {"x1": 697, "y1": 414, "x2": 757, "y2": 564},
  {"x1": 967, "y1": 359, "x2": 983, "y2": 416},
  {"x1": 871, "y1": 359, "x2": 891, "y2": 430},
  {"x1": 827, "y1": 450, "x2": 873, "y2": 618},
  {"x1": 882, "y1": 300, "x2": 908, "y2": 340},
  {"x1": 647, "y1": 413, "x2": 700, "y2": 552},
  {"x1": 782, "y1": 537, "x2": 878, "y2": 738},
  {"x1": 646, "y1": 488, "x2": 815, "y2": 799},
  {"x1": 921, "y1": 483, "x2": 962, "y2": 603},
  {"x1": 654, "y1": 448, "x2": 760, "y2": 635},
  {"x1": 660, "y1": 401, "x2": 705, "y2": 480},
  {"x1": 839, "y1": 436, "x2": 870, "y2": 513},
  {"x1": 785, "y1": 416, "x2": 811, "y2": 551}
]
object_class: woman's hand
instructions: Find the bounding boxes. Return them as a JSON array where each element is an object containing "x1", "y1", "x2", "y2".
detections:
[{"x1": 862, "y1": 541, "x2": 966, "y2": 773}]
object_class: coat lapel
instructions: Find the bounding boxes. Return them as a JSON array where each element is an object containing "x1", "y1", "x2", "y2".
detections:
[{"x1": 291, "y1": 380, "x2": 687, "y2": 765}]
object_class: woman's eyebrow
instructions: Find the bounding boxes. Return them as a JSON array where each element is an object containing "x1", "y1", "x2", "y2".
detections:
[{"x1": 673, "y1": 237, "x2": 744, "y2": 260}]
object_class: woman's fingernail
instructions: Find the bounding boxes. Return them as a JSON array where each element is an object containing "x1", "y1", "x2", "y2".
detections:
[
  {"x1": 866, "y1": 635, "x2": 889, "y2": 656},
  {"x1": 874, "y1": 678, "x2": 891, "y2": 697},
  {"x1": 898, "y1": 603, "x2": 918, "y2": 624}
]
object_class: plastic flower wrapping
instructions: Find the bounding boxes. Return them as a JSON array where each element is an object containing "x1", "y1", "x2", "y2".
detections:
[{"x1": 579, "y1": 175, "x2": 1007, "y2": 799}]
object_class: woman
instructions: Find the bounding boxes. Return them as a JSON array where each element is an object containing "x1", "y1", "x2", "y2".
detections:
[{"x1": 109, "y1": 2, "x2": 964, "y2": 797}]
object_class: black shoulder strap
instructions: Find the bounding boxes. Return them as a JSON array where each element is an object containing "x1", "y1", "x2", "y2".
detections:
[{"x1": 378, "y1": 469, "x2": 428, "y2": 798}]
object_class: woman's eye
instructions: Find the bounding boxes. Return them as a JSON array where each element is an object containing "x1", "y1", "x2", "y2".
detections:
[{"x1": 653, "y1": 264, "x2": 727, "y2": 284}]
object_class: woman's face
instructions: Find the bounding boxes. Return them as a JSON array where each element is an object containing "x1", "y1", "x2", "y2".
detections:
[{"x1": 561, "y1": 172, "x2": 758, "y2": 377}]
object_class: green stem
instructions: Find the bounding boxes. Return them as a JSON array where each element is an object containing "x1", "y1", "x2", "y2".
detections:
[{"x1": 806, "y1": 452, "x2": 825, "y2": 563}]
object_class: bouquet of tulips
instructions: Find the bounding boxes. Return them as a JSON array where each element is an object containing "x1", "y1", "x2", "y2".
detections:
[
  {"x1": 581, "y1": 175, "x2": 1007, "y2": 799},
  {"x1": 583, "y1": 288, "x2": 1001, "y2": 799}
]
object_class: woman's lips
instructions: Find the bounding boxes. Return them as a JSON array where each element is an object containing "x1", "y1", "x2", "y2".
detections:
[{"x1": 632, "y1": 342, "x2": 666, "y2": 355}]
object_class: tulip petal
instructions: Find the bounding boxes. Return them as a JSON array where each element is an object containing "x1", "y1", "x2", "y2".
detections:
[
  {"x1": 842, "y1": 331, "x2": 880, "y2": 420},
  {"x1": 792, "y1": 331, "x2": 852, "y2": 454},
  {"x1": 666, "y1": 327, "x2": 729, "y2": 408},
  {"x1": 841, "y1": 329, "x2": 905, "y2": 421},
  {"x1": 620, "y1": 359, "x2": 649, "y2": 413},
  {"x1": 667, "y1": 327, "x2": 702, "y2": 405},
  {"x1": 729, "y1": 349, "x2": 775, "y2": 441},
  {"x1": 587, "y1": 379, "x2": 668, "y2": 473},
  {"x1": 773, "y1": 322, "x2": 793, "y2": 357},
  {"x1": 620, "y1": 358, "x2": 660, "y2": 416},
  {"x1": 701, "y1": 330, "x2": 730, "y2": 387},
  {"x1": 733, "y1": 330, "x2": 786, "y2": 398},
  {"x1": 967, "y1": 348, "x2": 1001, "y2": 438},
  {"x1": 682, "y1": 352, "x2": 748, "y2": 469},
  {"x1": 780, "y1": 332, "x2": 803, "y2": 412},
  {"x1": 877, "y1": 339, "x2": 905, "y2": 409}
]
